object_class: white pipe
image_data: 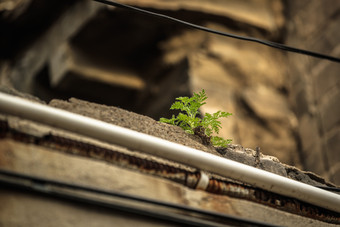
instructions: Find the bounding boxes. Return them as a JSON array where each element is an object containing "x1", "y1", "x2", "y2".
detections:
[
  {"x1": 0, "y1": 92, "x2": 340, "y2": 213},
  {"x1": 196, "y1": 171, "x2": 210, "y2": 190}
]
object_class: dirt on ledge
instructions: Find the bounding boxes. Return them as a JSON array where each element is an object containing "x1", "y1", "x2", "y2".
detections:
[
  {"x1": 0, "y1": 86, "x2": 335, "y2": 187},
  {"x1": 48, "y1": 97, "x2": 335, "y2": 187}
]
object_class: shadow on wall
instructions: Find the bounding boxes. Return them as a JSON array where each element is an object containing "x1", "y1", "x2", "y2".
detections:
[{"x1": 33, "y1": 8, "x2": 193, "y2": 119}]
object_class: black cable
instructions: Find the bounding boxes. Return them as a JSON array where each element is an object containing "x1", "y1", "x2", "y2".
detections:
[
  {"x1": 0, "y1": 169, "x2": 280, "y2": 227},
  {"x1": 1, "y1": 178, "x2": 220, "y2": 227},
  {"x1": 92, "y1": 0, "x2": 340, "y2": 63},
  {"x1": 316, "y1": 186, "x2": 340, "y2": 193}
]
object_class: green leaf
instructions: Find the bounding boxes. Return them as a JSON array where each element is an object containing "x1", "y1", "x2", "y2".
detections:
[
  {"x1": 211, "y1": 136, "x2": 232, "y2": 148},
  {"x1": 159, "y1": 115, "x2": 176, "y2": 125},
  {"x1": 159, "y1": 89, "x2": 232, "y2": 147}
]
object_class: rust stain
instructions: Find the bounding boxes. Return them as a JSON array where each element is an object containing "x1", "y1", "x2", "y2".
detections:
[{"x1": 0, "y1": 119, "x2": 339, "y2": 224}]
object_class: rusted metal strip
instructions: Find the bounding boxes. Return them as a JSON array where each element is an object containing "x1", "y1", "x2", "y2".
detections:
[{"x1": 0, "y1": 119, "x2": 339, "y2": 223}]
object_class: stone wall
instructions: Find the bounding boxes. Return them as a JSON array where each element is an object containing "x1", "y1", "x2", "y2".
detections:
[
  {"x1": 1, "y1": 0, "x2": 302, "y2": 167},
  {"x1": 4, "y1": 1, "x2": 340, "y2": 184},
  {"x1": 285, "y1": 0, "x2": 340, "y2": 184}
]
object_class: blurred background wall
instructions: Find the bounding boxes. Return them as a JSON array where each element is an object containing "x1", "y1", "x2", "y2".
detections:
[
  {"x1": 0, "y1": 0, "x2": 339, "y2": 184},
  {"x1": 285, "y1": 0, "x2": 340, "y2": 184}
]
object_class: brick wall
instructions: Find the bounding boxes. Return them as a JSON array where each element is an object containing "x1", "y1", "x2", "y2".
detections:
[{"x1": 286, "y1": 0, "x2": 340, "y2": 184}]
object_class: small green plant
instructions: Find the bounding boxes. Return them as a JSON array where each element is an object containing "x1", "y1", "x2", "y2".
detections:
[{"x1": 160, "y1": 89, "x2": 232, "y2": 147}]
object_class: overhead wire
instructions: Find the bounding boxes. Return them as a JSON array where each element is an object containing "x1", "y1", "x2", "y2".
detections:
[
  {"x1": 92, "y1": 0, "x2": 340, "y2": 63},
  {"x1": 0, "y1": 2, "x2": 339, "y2": 224},
  {"x1": 89, "y1": 0, "x2": 340, "y2": 196}
]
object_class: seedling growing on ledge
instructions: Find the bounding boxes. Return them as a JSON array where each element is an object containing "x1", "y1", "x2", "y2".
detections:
[{"x1": 160, "y1": 89, "x2": 232, "y2": 147}]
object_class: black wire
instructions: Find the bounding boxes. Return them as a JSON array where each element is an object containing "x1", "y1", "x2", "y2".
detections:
[
  {"x1": 92, "y1": 0, "x2": 340, "y2": 64},
  {"x1": 316, "y1": 186, "x2": 340, "y2": 193},
  {"x1": 0, "y1": 169, "x2": 280, "y2": 227},
  {"x1": 1, "y1": 179, "x2": 221, "y2": 227}
]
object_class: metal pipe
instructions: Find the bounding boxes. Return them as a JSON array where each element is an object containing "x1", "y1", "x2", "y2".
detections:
[{"x1": 0, "y1": 92, "x2": 339, "y2": 213}]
